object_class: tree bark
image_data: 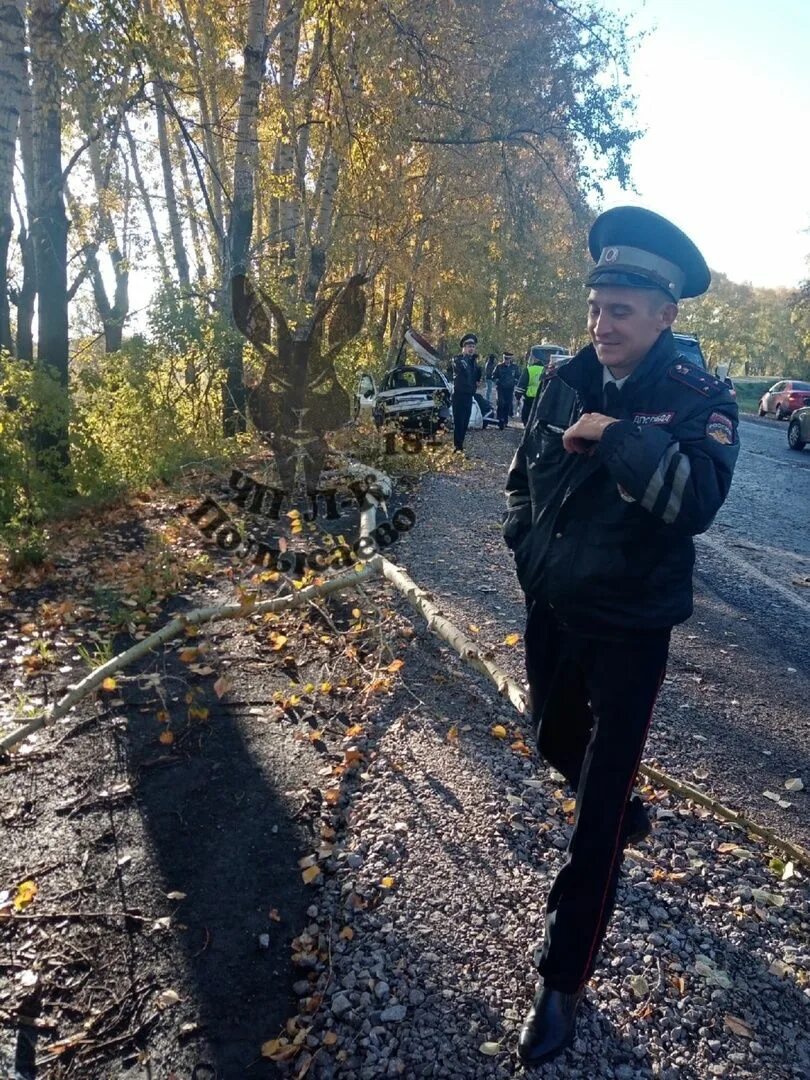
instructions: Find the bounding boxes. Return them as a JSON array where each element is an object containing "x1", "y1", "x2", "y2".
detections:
[
  {"x1": 14, "y1": 66, "x2": 35, "y2": 362},
  {"x1": 85, "y1": 130, "x2": 129, "y2": 352},
  {"x1": 0, "y1": 0, "x2": 25, "y2": 354},
  {"x1": 222, "y1": 0, "x2": 270, "y2": 437},
  {"x1": 153, "y1": 81, "x2": 190, "y2": 288},
  {"x1": 173, "y1": 126, "x2": 208, "y2": 281},
  {"x1": 29, "y1": 0, "x2": 69, "y2": 465},
  {"x1": 275, "y1": 0, "x2": 301, "y2": 271}
]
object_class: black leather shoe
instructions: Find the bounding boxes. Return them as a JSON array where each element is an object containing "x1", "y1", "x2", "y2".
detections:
[
  {"x1": 624, "y1": 794, "x2": 651, "y2": 845},
  {"x1": 517, "y1": 985, "x2": 582, "y2": 1067}
]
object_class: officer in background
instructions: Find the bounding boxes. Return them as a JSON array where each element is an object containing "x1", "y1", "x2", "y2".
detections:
[
  {"x1": 502, "y1": 207, "x2": 739, "y2": 1066},
  {"x1": 449, "y1": 333, "x2": 482, "y2": 453},
  {"x1": 516, "y1": 346, "x2": 546, "y2": 425},
  {"x1": 493, "y1": 351, "x2": 520, "y2": 429}
]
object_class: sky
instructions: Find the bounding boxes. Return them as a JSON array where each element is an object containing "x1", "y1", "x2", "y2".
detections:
[{"x1": 598, "y1": 0, "x2": 810, "y2": 289}]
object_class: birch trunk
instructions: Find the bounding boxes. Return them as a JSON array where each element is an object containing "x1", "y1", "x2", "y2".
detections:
[
  {"x1": 153, "y1": 82, "x2": 190, "y2": 288},
  {"x1": 29, "y1": 0, "x2": 69, "y2": 446},
  {"x1": 85, "y1": 133, "x2": 129, "y2": 352},
  {"x1": 0, "y1": 0, "x2": 24, "y2": 353},
  {"x1": 275, "y1": 0, "x2": 301, "y2": 271},
  {"x1": 222, "y1": 0, "x2": 270, "y2": 436},
  {"x1": 14, "y1": 64, "x2": 34, "y2": 361}
]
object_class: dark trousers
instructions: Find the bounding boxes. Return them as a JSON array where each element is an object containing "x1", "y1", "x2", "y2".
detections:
[
  {"x1": 452, "y1": 392, "x2": 473, "y2": 450},
  {"x1": 524, "y1": 601, "x2": 670, "y2": 993},
  {"x1": 521, "y1": 395, "x2": 535, "y2": 426},
  {"x1": 496, "y1": 387, "x2": 514, "y2": 428}
]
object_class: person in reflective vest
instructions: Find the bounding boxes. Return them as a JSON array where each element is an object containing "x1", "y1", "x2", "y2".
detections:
[{"x1": 517, "y1": 348, "x2": 546, "y2": 425}]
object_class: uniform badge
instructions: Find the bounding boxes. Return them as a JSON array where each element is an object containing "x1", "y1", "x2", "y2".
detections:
[{"x1": 706, "y1": 412, "x2": 735, "y2": 445}]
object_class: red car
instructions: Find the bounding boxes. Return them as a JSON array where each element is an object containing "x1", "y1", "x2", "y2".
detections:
[{"x1": 758, "y1": 380, "x2": 810, "y2": 420}]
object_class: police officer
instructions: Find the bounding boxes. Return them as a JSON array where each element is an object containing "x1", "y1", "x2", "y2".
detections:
[
  {"x1": 516, "y1": 346, "x2": 546, "y2": 425},
  {"x1": 503, "y1": 207, "x2": 740, "y2": 1067},
  {"x1": 493, "y1": 351, "x2": 520, "y2": 429},
  {"x1": 449, "y1": 333, "x2": 482, "y2": 453}
]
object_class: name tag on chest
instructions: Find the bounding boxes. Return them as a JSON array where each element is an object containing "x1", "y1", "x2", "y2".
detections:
[{"x1": 633, "y1": 411, "x2": 675, "y2": 426}]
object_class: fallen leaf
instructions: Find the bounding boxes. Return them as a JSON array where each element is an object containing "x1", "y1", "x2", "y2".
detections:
[
  {"x1": 261, "y1": 1038, "x2": 298, "y2": 1061},
  {"x1": 351, "y1": 608, "x2": 362, "y2": 619},
  {"x1": 479, "y1": 1041, "x2": 502, "y2": 1056},
  {"x1": 510, "y1": 740, "x2": 531, "y2": 756},
  {"x1": 490, "y1": 724, "x2": 508, "y2": 739},
  {"x1": 166, "y1": 891, "x2": 186, "y2": 901},
  {"x1": 320, "y1": 682, "x2": 333, "y2": 694},
  {"x1": 178, "y1": 648, "x2": 199, "y2": 663},
  {"x1": 724, "y1": 1014, "x2": 754, "y2": 1039},
  {"x1": 562, "y1": 798, "x2": 577, "y2": 814},
  {"x1": 380, "y1": 876, "x2": 395, "y2": 889},
  {"x1": 694, "y1": 955, "x2": 733, "y2": 989},
  {"x1": 101, "y1": 677, "x2": 117, "y2": 691},
  {"x1": 159, "y1": 730, "x2": 175, "y2": 745},
  {"x1": 156, "y1": 989, "x2": 180, "y2": 1008},
  {"x1": 213, "y1": 675, "x2": 232, "y2": 699},
  {"x1": 503, "y1": 633, "x2": 520, "y2": 646},
  {"x1": 340, "y1": 926, "x2": 354, "y2": 940},
  {"x1": 468, "y1": 624, "x2": 480, "y2": 634},
  {"x1": 301, "y1": 865, "x2": 321, "y2": 885},
  {"x1": 782, "y1": 861, "x2": 795, "y2": 881},
  {"x1": 322, "y1": 1031, "x2": 339, "y2": 1046},
  {"x1": 446, "y1": 725, "x2": 459, "y2": 744},
  {"x1": 751, "y1": 888, "x2": 785, "y2": 908},
  {"x1": 784, "y1": 777, "x2": 804, "y2": 792},
  {"x1": 13, "y1": 880, "x2": 38, "y2": 912},
  {"x1": 629, "y1": 974, "x2": 649, "y2": 999},
  {"x1": 386, "y1": 659, "x2": 404, "y2": 673}
]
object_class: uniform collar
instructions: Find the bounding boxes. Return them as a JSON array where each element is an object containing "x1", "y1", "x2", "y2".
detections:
[{"x1": 557, "y1": 329, "x2": 677, "y2": 406}]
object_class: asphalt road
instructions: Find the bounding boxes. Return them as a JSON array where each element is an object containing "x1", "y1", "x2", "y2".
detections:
[{"x1": 651, "y1": 415, "x2": 810, "y2": 849}]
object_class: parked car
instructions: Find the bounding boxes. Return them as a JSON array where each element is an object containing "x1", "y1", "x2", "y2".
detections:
[
  {"x1": 787, "y1": 406, "x2": 810, "y2": 451},
  {"x1": 758, "y1": 380, "x2": 810, "y2": 420}
]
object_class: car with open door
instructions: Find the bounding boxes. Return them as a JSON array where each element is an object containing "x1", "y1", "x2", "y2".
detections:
[{"x1": 362, "y1": 364, "x2": 453, "y2": 435}]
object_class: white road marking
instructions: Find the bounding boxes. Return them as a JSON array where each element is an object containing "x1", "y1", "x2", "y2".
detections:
[{"x1": 698, "y1": 532, "x2": 810, "y2": 616}]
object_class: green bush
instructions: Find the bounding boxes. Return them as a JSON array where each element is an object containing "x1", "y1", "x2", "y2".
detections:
[{"x1": 70, "y1": 336, "x2": 246, "y2": 494}]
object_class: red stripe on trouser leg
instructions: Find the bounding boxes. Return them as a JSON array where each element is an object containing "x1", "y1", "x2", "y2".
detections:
[
  {"x1": 576, "y1": 668, "x2": 666, "y2": 990},
  {"x1": 536, "y1": 628, "x2": 671, "y2": 994}
]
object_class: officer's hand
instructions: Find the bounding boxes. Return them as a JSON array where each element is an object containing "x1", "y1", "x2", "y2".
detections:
[{"x1": 562, "y1": 413, "x2": 619, "y2": 454}]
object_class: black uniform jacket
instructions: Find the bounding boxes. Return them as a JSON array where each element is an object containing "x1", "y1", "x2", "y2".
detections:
[
  {"x1": 503, "y1": 330, "x2": 739, "y2": 633},
  {"x1": 494, "y1": 361, "x2": 519, "y2": 392},
  {"x1": 450, "y1": 353, "x2": 482, "y2": 395}
]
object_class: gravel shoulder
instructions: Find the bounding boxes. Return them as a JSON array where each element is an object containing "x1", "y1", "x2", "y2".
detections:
[{"x1": 1, "y1": 433, "x2": 808, "y2": 1079}]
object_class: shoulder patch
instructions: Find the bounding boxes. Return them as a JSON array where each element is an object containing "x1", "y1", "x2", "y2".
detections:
[
  {"x1": 668, "y1": 362, "x2": 726, "y2": 397},
  {"x1": 706, "y1": 411, "x2": 736, "y2": 445}
]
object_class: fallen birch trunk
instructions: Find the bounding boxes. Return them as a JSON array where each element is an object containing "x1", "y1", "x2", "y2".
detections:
[
  {"x1": 0, "y1": 562, "x2": 381, "y2": 754},
  {"x1": 371, "y1": 555, "x2": 527, "y2": 715},
  {"x1": 374, "y1": 556, "x2": 810, "y2": 870}
]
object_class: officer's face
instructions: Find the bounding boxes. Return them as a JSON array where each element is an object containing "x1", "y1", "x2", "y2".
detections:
[
  {"x1": 587, "y1": 287, "x2": 677, "y2": 375},
  {"x1": 462, "y1": 342, "x2": 476, "y2": 355}
]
